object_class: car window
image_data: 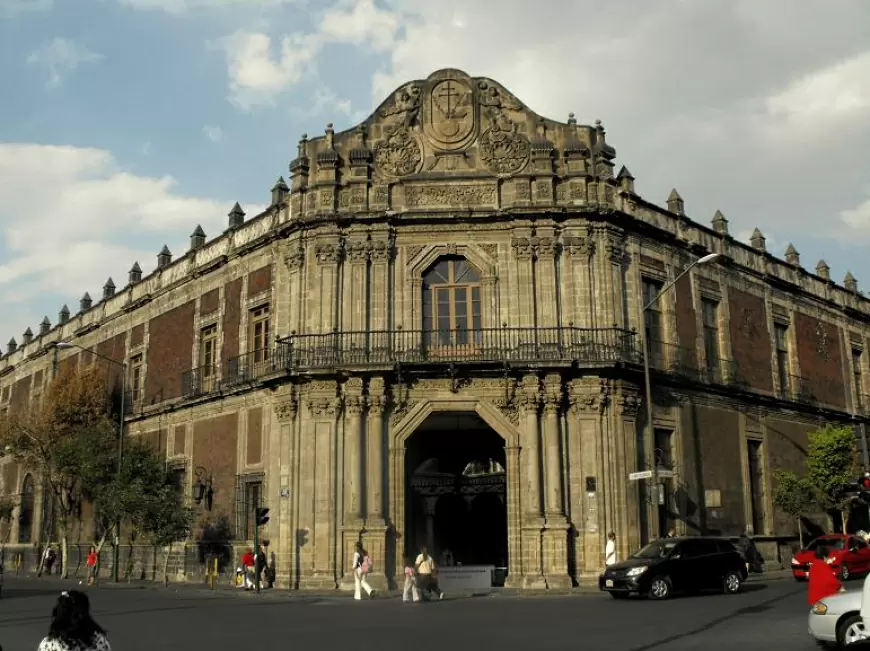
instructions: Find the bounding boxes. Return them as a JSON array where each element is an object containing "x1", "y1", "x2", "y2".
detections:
[
  {"x1": 678, "y1": 540, "x2": 706, "y2": 558},
  {"x1": 631, "y1": 540, "x2": 679, "y2": 559},
  {"x1": 807, "y1": 537, "x2": 846, "y2": 551},
  {"x1": 855, "y1": 538, "x2": 868, "y2": 549},
  {"x1": 717, "y1": 540, "x2": 738, "y2": 554}
]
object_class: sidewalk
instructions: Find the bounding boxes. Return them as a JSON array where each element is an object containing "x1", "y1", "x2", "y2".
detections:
[{"x1": 3, "y1": 567, "x2": 794, "y2": 601}]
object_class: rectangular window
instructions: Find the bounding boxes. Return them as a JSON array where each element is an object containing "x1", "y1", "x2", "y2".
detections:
[
  {"x1": 129, "y1": 354, "x2": 143, "y2": 406},
  {"x1": 169, "y1": 467, "x2": 186, "y2": 498},
  {"x1": 701, "y1": 298, "x2": 720, "y2": 374},
  {"x1": 199, "y1": 325, "x2": 218, "y2": 392},
  {"x1": 249, "y1": 305, "x2": 270, "y2": 365},
  {"x1": 774, "y1": 324, "x2": 790, "y2": 396},
  {"x1": 854, "y1": 348, "x2": 864, "y2": 411},
  {"x1": 240, "y1": 479, "x2": 263, "y2": 540},
  {"x1": 642, "y1": 278, "x2": 664, "y2": 366}
]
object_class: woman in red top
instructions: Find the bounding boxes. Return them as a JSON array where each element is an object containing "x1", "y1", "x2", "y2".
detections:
[
  {"x1": 241, "y1": 549, "x2": 255, "y2": 590},
  {"x1": 808, "y1": 545, "x2": 843, "y2": 605},
  {"x1": 86, "y1": 547, "x2": 98, "y2": 586}
]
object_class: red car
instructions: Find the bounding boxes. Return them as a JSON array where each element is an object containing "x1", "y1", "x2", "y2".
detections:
[{"x1": 791, "y1": 534, "x2": 870, "y2": 581}]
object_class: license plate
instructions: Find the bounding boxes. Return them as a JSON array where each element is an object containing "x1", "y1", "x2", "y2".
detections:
[{"x1": 605, "y1": 580, "x2": 614, "y2": 587}]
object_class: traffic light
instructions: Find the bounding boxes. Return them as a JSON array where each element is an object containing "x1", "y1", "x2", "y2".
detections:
[{"x1": 256, "y1": 507, "x2": 270, "y2": 526}]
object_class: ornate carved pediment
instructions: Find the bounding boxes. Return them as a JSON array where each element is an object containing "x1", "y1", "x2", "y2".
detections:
[{"x1": 288, "y1": 68, "x2": 619, "y2": 217}]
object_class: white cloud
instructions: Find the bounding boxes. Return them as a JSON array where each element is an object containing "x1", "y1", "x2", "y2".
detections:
[
  {"x1": 203, "y1": 125, "x2": 224, "y2": 142},
  {"x1": 841, "y1": 195, "x2": 870, "y2": 230},
  {"x1": 0, "y1": 143, "x2": 266, "y2": 345},
  {"x1": 114, "y1": 0, "x2": 300, "y2": 14},
  {"x1": 140, "y1": 141, "x2": 153, "y2": 156},
  {"x1": 27, "y1": 38, "x2": 102, "y2": 88},
  {"x1": 0, "y1": 0, "x2": 52, "y2": 18}
]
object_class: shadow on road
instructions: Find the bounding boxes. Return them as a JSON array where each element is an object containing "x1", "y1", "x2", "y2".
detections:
[{"x1": 626, "y1": 585, "x2": 805, "y2": 651}]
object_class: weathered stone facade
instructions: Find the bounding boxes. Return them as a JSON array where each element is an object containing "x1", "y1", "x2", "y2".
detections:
[{"x1": 2, "y1": 69, "x2": 870, "y2": 588}]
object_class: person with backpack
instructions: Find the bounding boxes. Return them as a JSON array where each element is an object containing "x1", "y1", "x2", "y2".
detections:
[{"x1": 352, "y1": 541, "x2": 375, "y2": 600}]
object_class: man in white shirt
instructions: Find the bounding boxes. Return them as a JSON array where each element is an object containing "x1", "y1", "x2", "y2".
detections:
[
  {"x1": 605, "y1": 531, "x2": 617, "y2": 567},
  {"x1": 415, "y1": 546, "x2": 444, "y2": 600}
]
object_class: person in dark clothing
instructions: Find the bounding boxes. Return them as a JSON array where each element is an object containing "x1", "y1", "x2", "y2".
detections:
[
  {"x1": 737, "y1": 532, "x2": 763, "y2": 573},
  {"x1": 255, "y1": 546, "x2": 267, "y2": 587}
]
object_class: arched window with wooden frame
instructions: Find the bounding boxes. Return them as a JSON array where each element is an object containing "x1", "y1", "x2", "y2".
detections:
[{"x1": 422, "y1": 256, "x2": 483, "y2": 349}]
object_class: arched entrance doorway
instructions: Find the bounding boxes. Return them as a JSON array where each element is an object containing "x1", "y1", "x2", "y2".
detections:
[{"x1": 404, "y1": 412, "x2": 508, "y2": 570}]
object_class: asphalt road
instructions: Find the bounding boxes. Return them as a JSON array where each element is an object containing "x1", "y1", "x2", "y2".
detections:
[{"x1": 1, "y1": 576, "x2": 818, "y2": 651}]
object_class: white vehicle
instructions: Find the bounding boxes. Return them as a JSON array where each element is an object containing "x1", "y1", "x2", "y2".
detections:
[{"x1": 809, "y1": 589, "x2": 868, "y2": 646}]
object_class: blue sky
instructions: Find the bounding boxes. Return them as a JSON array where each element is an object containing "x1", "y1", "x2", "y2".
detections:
[{"x1": 2, "y1": 0, "x2": 870, "y2": 348}]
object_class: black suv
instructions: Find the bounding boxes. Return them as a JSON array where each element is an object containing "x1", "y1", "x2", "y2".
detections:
[{"x1": 599, "y1": 536, "x2": 748, "y2": 600}]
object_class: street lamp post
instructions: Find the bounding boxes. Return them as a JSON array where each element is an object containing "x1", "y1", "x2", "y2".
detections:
[
  {"x1": 641, "y1": 252, "x2": 721, "y2": 541},
  {"x1": 55, "y1": 342, "x2": 127, "y2": 582}
]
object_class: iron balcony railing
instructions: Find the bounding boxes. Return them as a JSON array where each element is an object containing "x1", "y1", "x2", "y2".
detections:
[
  {"x1": 646, "y1": 340, "x2": 744, "y2": 387},
  {"x1": 279, "y1": 326, "x2": 640, "y2": 371},
  {"x1": 180, "y1": 349, "x2": 286, "y2": 399}
]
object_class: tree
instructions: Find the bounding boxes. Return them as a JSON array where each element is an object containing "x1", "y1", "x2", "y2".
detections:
[
  {"x1": 0, "y1": 365, "x2": 118, "y2": 578},
  {"x1": 0, "y1": 494, "x2": 15, "y2": 544},
  {"x1": 772, "y1": 469, "x2": 815, "y2": 547},
  {"x1": 805, "y1": 425, "x2": 859, "y2": 532},
  {"x1": 137, "y1": 485, "x2": 194, "y2": 586}
]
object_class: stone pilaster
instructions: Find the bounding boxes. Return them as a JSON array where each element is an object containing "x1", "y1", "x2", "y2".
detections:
[
  {"x1": 511, "y1": 229, "x2": 536, "y2": 327},
  {"x1": 343, "y1": 238, "x2": 368, "y2": 333},
  {"x1": 284, "y1": 240, "x2": 305, "y2": 333},
  {"x1": 362, "y1": 376, "x2": 388, "y2": 591},
  {"x1": 534, "y1": 230, "x2": 559, "y2": 328},
  {"x1": 340, "y1": 377, "x2": 365, "y2": 589},
  {"x1": 563, "y1": 230, "x2": 595, "y2": 329},
  {"x1": 614, "y1": 384, "x2": 643, "y2": 558},
  {"x1": 593, "y1": 226, "x2": 626, "y2": 329},
  {"x1": 541, "y1": 374, "x2": 570, "y2": 588},
  {"x1": 273, "y1": 387, "x2": 298, "y2": 589},
  {"x1": 517, "y1": 374, "x2": 546, "y2": 588},
  {"x1": 311, "y1": 235, "x2": 342, "y2": 332}
]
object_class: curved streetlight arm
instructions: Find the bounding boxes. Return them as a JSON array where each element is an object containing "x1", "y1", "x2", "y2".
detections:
[
  {"x1": 642, "y1": 253, "x2": 721, "y2": 313},
  {"x1": 54, "y1": 342, "x2": 125, "y2": 370}
]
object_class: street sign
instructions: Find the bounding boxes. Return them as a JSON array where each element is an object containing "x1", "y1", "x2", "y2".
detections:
[
  {"x1": 657, "y1": 469, "x2": 675, "y2": 479},
  {"x1": 629, "y1": 470, "x2": 653, "y2": 481}
]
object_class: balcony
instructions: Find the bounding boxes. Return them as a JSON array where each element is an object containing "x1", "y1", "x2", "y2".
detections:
[
  {"x1": 180, "y1": 350, "x2": 285, "y2": 399},
  {"x1": 277, "y1": 326, "x2": 640, "y2": 372},
  {"x1": 646, "y1": 341, "x2": 744, "y2": 387}
]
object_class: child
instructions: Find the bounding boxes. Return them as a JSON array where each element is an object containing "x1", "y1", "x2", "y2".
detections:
[{"x1": 403, "y1": 557, "x2": 420, "y2": 603}]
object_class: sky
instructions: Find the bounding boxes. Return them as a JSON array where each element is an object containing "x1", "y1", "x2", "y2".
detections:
[{"x1": 2, "y1": 0, "x2": 870, "y2": 349}]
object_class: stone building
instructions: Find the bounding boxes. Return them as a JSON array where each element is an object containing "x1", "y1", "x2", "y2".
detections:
[{"x1": 1, "y1": 68, "x2": 869, "y2": 589}]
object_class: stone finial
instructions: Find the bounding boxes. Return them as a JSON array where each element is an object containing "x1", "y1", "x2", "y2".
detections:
[
  {"x1": 80, "y1": 292, "x2": 92, "y2": 312},
  {"x1": 190, "y1": 225, "x2": 206, "y2": 251},
  {"x1": 40, "y1": 316, "x2": 51, "y2": 335},
  {"x1": 325, "y1": 122, "x2": 335, "y2": 148},
  {"x1": 59, "y1": 304, "x2": 70, "y2": 324},
  {"x1": 103, "y1": 277, "x2": 116, "y2": 299},
  {"x1": 844, "y1": 271, "x2": 859, "y2": 293},
  {"x1": 816, "y1": 260, "x2": 830, "y2": 280},
  {"x1": 7, "y1": 338, "x2": 17, "y2": 354},
  {"x1": 667, "y1": 189, "x2": 685, "y2": 216},
  {"x1": 711, "y1": 210, "x2": 729, "y2": 235},
  {"x1": 567, "y1": 112, "x2": 577, "y2": 125},
  {"x1": 785, "y1": 243, "x2": 800, "y2": 266},
  {"x1": 129, "y1": 262, "x2": 142, "y2": 284},
  {"x1": 22, "y1": 327, "x2": 33, "y2": 345},
  {"x1": 228, "y1": 202, "x2": 245, "y2": 229},
  {"x1": 617, "y1": 166, "x2": 635, "y2": 193},
  {"x1": 270, "y1": 176, "x2": 289, "y2": 206},
  {"x1": 749, "y1": 227, "x2": 766, "y2": 252},
  {"x1": 157, "y1": 245, "x2": 172, "y2": 269}
]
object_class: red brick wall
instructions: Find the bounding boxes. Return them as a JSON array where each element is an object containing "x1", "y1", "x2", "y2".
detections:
[
  {"x1": 794, "y1": 313, "x2": 846, "y2": 408},
  {"x1": 674, "y1": 274, "x2": 696, "y2": 363},
  {"x1": 58, "y1": 352, "x2": 80, "y2": 377},
  {"x1": 96, "y1": 333, "x2": 127, "y2": 391},
  {"x1": 130, "y1": 324, "x2": 145, "y2": 348},
  {"x1": 728, "y1": 288, "x2": 773, "y2": 392},
  {"x1": 10, "y1": 376, "x2": 31, "y2": 411},
  {"x1": 192, "y1": 414, "x2": 238, "y2": 522},
  {"x1": 222, "y1": 279, "x2": 243, "y2": 364},
  {"x1": 246, "y1": 407, "x2": 262, "y2": 465},
  {"x1": 247, "y1": 265, "x2": 272, "y2": 296},
  {"x1": 766, "y1": 417, "x2": 814, "y2": 535},
  {"x1": 145, "y1": 301, "x2": 195, "y2": 403},
  {"x1": 680, "y1": 403, "x2": 745, "y2": 536},
  {"x1": 200, "y1": 289, "x2": 219, "y2": 316}
]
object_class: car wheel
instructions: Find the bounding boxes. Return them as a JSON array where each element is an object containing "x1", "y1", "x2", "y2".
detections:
[
  {"x1": 648, "y1": 576, "x2": 671, "y2": 600},
  {"x1": 841, "y1": 564, "x2": 851, "y2": 581},
  {"x1": 723, "y1": 571, "x2": 742, "y2": 594},
  {"x1": 610, "y1": 592, "x2": 629, "y2": 599},
  {"x1": 837, "y1": 613, "x2": 867, "y2": 646}
]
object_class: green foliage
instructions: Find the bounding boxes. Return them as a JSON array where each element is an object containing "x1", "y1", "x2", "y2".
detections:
[
  {"x1": 805, "y1": 425, "x2": 859, "y2": 513},
  {"x1": 773, "y1": 469, "x2": 815, "y2": 518}
]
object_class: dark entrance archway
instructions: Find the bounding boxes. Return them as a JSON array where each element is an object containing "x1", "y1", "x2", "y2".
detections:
[{"x1": 404, "y1": 412, "x2": 507, "y2": 569}]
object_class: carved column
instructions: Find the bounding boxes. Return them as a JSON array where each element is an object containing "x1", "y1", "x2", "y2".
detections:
[
  {"x1": 534, "y1": 230, "x2": 559, "y2": 328},
  {"x1": 274, "y1": 388, "x2": 298, "y2": 589},
  {"x1": 614, "y1": 384, "x2": 643, "y2": 559},
  {"x1": 344, "y1": 239, "x2": 369, "y2": 333},
  {"x1": 563, "y1": 232, "x2": 595, "y2": 329},
  {"x1": 362, "y1": 377, "x2": 388, "y2": 590},
  {"x1": 541, "y1": 374, "x2": 570, "y2": 588},
  {"x1": 283, "y1": 242, "x2": 306, "y2": 334},
  {"x1": 594, "y1": 226, "x2": 626, "y2": 330},
  {"x1": 343, "y1": 378, "x2": 365, "y2": 521},
  {"x1": 369, "y1": 237, "x2": 392, "y2": 352},
  {"x1": 511, "y1": 232, "x2": 536, "y2": 328},
  {"x1": 312, "y1": 237, "x2": 343, "y2": 332},
  {"x1": 517, "y1": 374, "x2": 546, "y2": 588}
]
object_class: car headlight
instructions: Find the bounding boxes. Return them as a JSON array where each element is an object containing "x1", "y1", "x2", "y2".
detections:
[
  {"x1": 826, "y1": 557, "x2": 836, "y2": 564},
  {"x1": 791, "y1": 557, "x2": 800, "y2": 565},
  {"x1": 812, "y1": 602, "x2": 828, "y2": 615},
  {"x1": 626, "y1": 566, "x2": 647, "y2": 577}
]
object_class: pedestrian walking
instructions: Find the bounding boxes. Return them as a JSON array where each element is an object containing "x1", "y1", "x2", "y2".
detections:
[
  {"x1": 85, "y1": 547, "x2": 97, "y2": 586},
  {"x1": 415, "y1": 546, "x2": 443, "y2": 600},
  {"x1": 42, "y1": 545, "x2": 57, "y2": 576},
  {"x1": 37, "y1": 590, "x2": 111, "y2": 651},
  {"x1": 604, "y1": 532, "x2": 617, "y2": 567},
  {"x1": 352, "y1": 541, "x2": 375, "y2": 600},
  {"x1": 808, "y1": 546, "x2": 843, "y2": 605},
  {"x1": 240, "y1": 548, "x2": 255, "y2": 590},
  {"x1": 402, "y1": 557, "x2": 420, "y2": 603}
]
